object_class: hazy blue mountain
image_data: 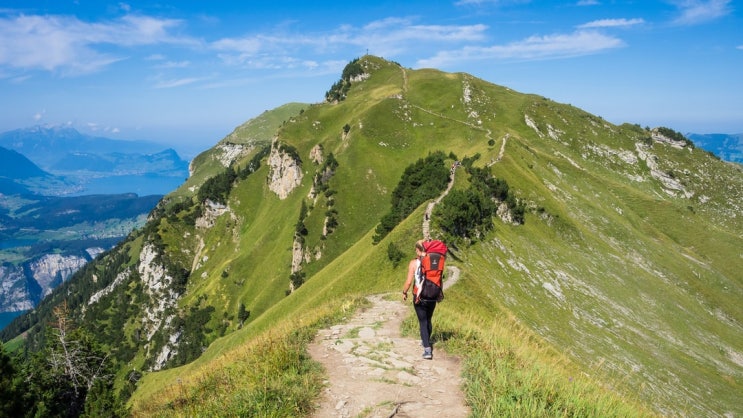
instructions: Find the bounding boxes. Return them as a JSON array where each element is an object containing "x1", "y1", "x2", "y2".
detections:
[
  {"x1": 0, "y1": 146, "x2": 48, "y2": 179},
  {"x1": 0, "y1": 145, "x2": 73, "y2": 195},
  {"x1": 0, "y1": 178, "x2": 31, "y2": 195},
  {"x1": 0, "y1": 125, "x2": 167, "y2": 168},
  {"x1": 687, "y1": 132, "x2": 743, "y2": 163},
  {"x1": 0, "y1": 125, "x2": 189, "y2": 196}
]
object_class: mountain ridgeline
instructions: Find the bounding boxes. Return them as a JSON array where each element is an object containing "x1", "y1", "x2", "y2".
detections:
[{"x1": 2, "y1": 56, "x2": 741, "y2": 417}]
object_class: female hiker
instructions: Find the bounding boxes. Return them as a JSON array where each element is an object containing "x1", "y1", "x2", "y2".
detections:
[{"x1": 402, "y1": 239, "x2": 437, "y2": 360}]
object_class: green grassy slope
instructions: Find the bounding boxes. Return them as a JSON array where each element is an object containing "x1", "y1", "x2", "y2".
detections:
[
  {"x1": 8, "y1": 56, "x2": 739, "y2": 416},
  {"x1": 131, "y1": 56, "x2": 741, "y2": 416}
]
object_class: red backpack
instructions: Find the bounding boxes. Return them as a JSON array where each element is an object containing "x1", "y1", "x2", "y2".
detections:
[{"x1": 415, "y1": 240, "x2": 447, "y2": 303}]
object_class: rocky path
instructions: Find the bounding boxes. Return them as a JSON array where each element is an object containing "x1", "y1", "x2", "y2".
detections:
[
  {"x1": 310, "y1": 75, "x2": 469, "y2": 415},
  {"x1": 309, "y1": 268, "x2": 467, "y2": 418},
  {"x1": 422, "y1": 164, "x2": 457, "y2": 241}
]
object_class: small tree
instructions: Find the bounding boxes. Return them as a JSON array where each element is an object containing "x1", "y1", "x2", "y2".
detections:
[
  {"x1": 290, "y1": 271, "x2": 306, "y2": 290},
  {"x1": 238, "y1": 303, "x2": 251, "y2": 327},
  {"x1": 48, "y1": 302, "x2": 111, "y2": 401},
  {"x1": 19, "y1": 301, "x2": 124, "y2": 417},
  {"x1": 387, "y1": 243, "x2": 405, "y2": 267},
  {"x1": 436, "y1": 189, "x2": 494, "y2": 242}
]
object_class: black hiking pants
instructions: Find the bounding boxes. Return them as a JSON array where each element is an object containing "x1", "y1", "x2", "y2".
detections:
[{"x1": 414, "y1": 299, "x2": 437, "y2": 348}]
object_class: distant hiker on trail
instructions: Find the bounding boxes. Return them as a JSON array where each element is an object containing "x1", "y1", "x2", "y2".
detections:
[{"x1": 402, "y1": 239, "x2": 446, "y2": 360}]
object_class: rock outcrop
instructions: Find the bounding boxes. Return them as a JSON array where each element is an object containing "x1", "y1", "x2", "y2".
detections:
[
  {"x1": 0, "y1": 265, "x2": 33, "y2": 312},
  {"x1": 0, "y1": 253, "x2": 91, "y2": 313},
  {"x1": 137, "y1": 243, "x2": 179, "y2": 370},
  {"x1": 29, "y1": 254, "x2": 88, "y2": 298},
  {"x1": 268, "y1": 141, "x2": 303, "y2": 199}
]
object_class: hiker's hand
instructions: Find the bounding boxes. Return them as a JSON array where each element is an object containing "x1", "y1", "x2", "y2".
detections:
[{"x1": 402, "y1": 291, "x2": 408, "y2": 301}]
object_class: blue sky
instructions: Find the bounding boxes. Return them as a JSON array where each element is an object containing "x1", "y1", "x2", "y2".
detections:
[{"x1": 1, "y1": 1, "x2": 741, "y2": 157}]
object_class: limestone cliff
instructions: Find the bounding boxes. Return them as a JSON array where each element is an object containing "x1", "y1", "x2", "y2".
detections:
[
  {"x1": 0, "y1": 265, "x2": 32, "y2": 312},
  {"x1": 137, "y1": 243, "x2": 180, "y2": 371},
  {"x1": 30, "y1": 253, "x2": 88, "y2": 298},
  {"x1": 0, "y1": 253, "x2": 91, "y2": 313},
  {"x1": 267, "y1": 140, "x2": 303, "y2": 199}
]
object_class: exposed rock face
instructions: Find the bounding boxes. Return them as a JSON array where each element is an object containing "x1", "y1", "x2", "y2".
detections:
[
  {"x1": 195, "y1": 200, "x2": 231, "y2": 229},
  {"x1": 524, "y1": 114, "x2": 544, "y2": 138},
  {"x1": 309, "y1": 144, "x2": 324, "y2": 165},
  {"x1": 635, "y1": 143, "x2": 693, "y2": 198},
  {"x1": 496, "y1": 201, "x2": 516, "y2": 225},
  {"x1": 0, "y1": 253, "x2": 89, "y2": 312},
  {"x1": 268, "y1": 142, "x2": 303, "y2": 199},
  {"x1": 291, "y1": 239, "x2": 304, "y2": 274},
  {"x1": 0, "y1": 265, "x2": 33, "y2": 312},
  {"x1": 87, "y1": 270, "x2": 130, "y2": 307},
  {"x1": 216, "y1": 142, "x2": 251, "y2": 167},
  {"x1": 137, "y1": 243, "x2": 179, "y2": 370},
  {"x1": 29, "y1": 254, "x2": 88, "y2": 298},
  {"x1": 651, "y1": 131, "x2": 688, "y2": 149},
  {"x1": 350, "y1": 73, "x2": 370, "y2": 83}
]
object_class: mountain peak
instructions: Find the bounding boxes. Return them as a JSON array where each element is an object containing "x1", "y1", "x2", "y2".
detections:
[{"x1": 3, "y1": 59, "x2": 741, "y2": 417}]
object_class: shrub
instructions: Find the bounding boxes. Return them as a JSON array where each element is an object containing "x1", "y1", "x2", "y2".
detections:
[
  {"x1": 325, "y1": 58, "x2": 363, "y2": 102},
  {"x1": 656, "y1": 127, "x2": 695, "y2": 148},
  {"x1": 198, "y1": 166, "x2": 237, "y2": 205},
  {"x1": 436, "y1": 189, "x2": 494, "y2": 241},
  {"x1": 387, "y1": 243, "x2": 405, "y2": 267},
  {"x1": 372, "y1": 152, "x2": 450, "y2": 243},
  {"x1": 436, "y1": 165, "x2": 523, "y2": 244}
]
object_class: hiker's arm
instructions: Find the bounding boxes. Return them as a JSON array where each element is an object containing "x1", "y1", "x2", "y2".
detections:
[{"x1": 402, "y1": 259, "x2": 416, "y2": 300}]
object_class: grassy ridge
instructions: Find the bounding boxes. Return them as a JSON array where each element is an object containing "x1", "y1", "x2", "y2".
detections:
[
  {"x1": 119, "y1": 56, "x2": 742, "y2": 415},
  {"x1": 130, "y1": 204, "x2": 654, "y2": 416}
]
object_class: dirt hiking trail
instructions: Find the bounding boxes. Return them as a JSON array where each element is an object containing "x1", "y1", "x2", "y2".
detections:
[{"x1": 309, "y1": 267, "x2": 469, "y2": 417}]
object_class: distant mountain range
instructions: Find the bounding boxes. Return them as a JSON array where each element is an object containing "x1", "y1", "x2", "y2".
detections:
[
  {"x1": 687, "y1": 132, "x2": 743, "y2": 163},
  {"x1": 0, "y1": 125, "x2": 169, "y2": 168},
  {"x1": 0, "y1": 125, "x2": 189, "y2": 196}
]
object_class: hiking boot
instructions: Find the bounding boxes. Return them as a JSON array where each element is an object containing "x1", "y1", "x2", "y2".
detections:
[{"x1": 423, "y1": 347, "x2": 433, "y2": 360}]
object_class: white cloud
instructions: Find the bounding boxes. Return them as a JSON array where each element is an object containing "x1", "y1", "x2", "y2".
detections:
[
  {"x1": 418, "y1": 30, "x2": 624, "y2": 68},
  {"x1": 155, "y1": 60, "x2": 190, "y2": 69},
  {"x1": 670, "y1": 0, "x2": 731, "y2": 25},
  {"x1": 154, "y1": 77, "x2": 202, "y2": 89},
  {"x1": 212, "y1": 37, "x2": 262, "y2": 55},
  {"x1": 84, "y1": 122, "x2": 120, "y2": 134},
  {"x1": 578, "y1": 18, "x2": 645, "y2": 28},
  {"x1": 0, "y1": 13, "x2": 192, "y2": 75},
  {"x1": 210, "y1": 18, "x2": 488, "y2": 70},
  {"x1": 110, "y1": 15, "x2": 187, "y2": 45}
]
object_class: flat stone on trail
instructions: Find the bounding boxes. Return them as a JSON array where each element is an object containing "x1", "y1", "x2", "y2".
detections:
[{"x1": 358, "y1": 326, "x2": 376, "y2": 338}]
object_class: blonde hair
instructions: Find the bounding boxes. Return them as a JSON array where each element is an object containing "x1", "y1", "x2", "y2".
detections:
[{"x1": 415, "y1": 240, "x2": 426, "y2": 252}]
